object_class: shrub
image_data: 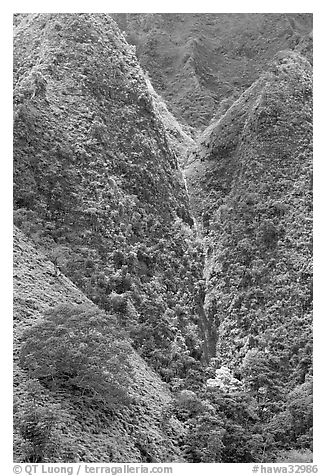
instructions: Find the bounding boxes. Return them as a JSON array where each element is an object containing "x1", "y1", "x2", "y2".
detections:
[{"x1": 20, "y1": 304, "x2": 132, "y2": 409}]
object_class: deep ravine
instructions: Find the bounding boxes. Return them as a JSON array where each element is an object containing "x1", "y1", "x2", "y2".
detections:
[{"x1": 13, "y1": 13, "x2": 313, "y2": 464}]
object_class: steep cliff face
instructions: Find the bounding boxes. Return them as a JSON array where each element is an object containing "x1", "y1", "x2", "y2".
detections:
[
  {"x1": 114, "y1": 13, "x2": 312, "y2": 128},
  {"x1": 185, "y1": 50, "x2": 312, "y2": 430},
  {"x1": 14, "y1": 226, "x2": 184, "y2": 462},
  {"x1": 13, "y1": 13, "x2": 204, "y2": 384}
]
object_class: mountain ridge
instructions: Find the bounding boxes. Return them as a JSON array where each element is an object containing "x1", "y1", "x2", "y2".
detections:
[
  {"x1": 114, "y1": 13, "x2": 312, "y2": 129},
  {"x1": 185, "y1": 49, "x2": 312, "y2": 443}
]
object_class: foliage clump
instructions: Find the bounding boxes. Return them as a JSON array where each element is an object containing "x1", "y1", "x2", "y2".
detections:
[
  {"x1": 13, "y1": 13, "x2": 313, "y2": 464},
  {"x1": 20, "y1": 304, "x2": 132, "y2": 409}
]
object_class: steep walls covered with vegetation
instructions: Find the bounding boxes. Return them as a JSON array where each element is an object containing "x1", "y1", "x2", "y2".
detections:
[
  {"x1": 13, "y1": 13, "x2": 205, "y2": 388},
  {"x1": 13, "y1": 13, "x2": 313, "y2": 464},
  {"x1": 14, "y1": 226, "x2": 185, "y2": 462},
  {"x1": 114, "y1": 13, "x2": 312, "y2": 129},
  {"x1": 184, "y1": 50, "x2": 313, "y2": 460}
]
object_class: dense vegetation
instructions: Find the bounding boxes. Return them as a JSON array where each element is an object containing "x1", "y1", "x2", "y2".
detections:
[
  {"x1": 184, "y1": 50, "x2": 313, "y2": 461},
  {"x1": 13, "y1": 226, "x2": 185, "y2": 462},
  {"x1": 13, "y1": 13, "x2": 204, "y2": 385},
  {"x1": 13, "y1": 13, "x2": 313, "y2": 463},
  {"x1": 20, "y1": 304, "x2": 132, "y2": 407},
  {"x1": 114, "y1": 13, "x2": 312, "y2": 129}
]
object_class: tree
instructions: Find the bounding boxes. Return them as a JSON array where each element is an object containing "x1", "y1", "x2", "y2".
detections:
[{"x1": 20, "y1": 304, "x2": 132, "y2": 409}]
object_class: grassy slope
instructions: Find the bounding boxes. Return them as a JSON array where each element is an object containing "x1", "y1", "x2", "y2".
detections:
[
  {"x1": 14, "y1": 225, "x2": 184, "y2": 462},
  {"x1": 114, "y1": 13, "x2": 312, "y2": 129}
]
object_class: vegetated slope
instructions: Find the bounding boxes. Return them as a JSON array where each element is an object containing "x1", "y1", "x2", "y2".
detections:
[
  {"x1": 145, "y1": 74, "x2": 195, "y2": 166},
  {"x1": 114, "y1": 13, "x2": 312, "y2": 129},
  {"x1": 14, "y1": 225, "x2": 184, "y2": 462},
  {"x1": 13, "y1": 13, "x2": 206, "y2": 389},
  {"x1": 13, "y1": 13, "x2": 314, "y2": 463},
  {"x1": 185, "y1": 50, "x2": 313, "y2": 456}
]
